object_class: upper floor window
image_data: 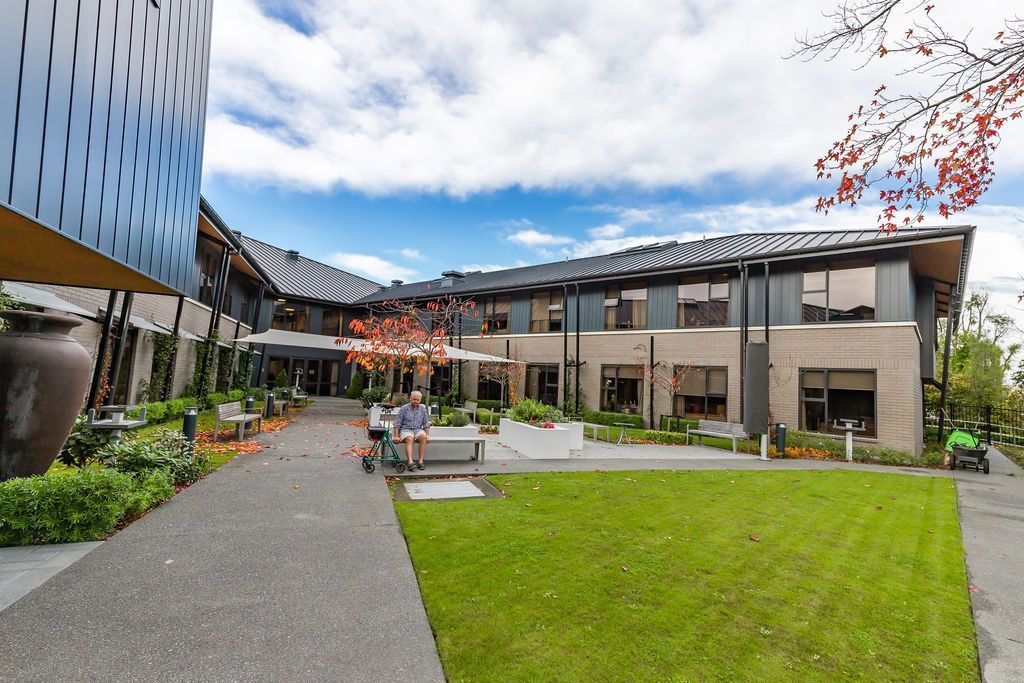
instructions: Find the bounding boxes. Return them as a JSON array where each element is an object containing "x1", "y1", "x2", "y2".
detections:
[
  {"x1": 271, "y1": 299, "x2": 310, "y2": 333},
  {"x1": 530, "y1": 290, "x2": 563, "y2": 332},
  {"x1": 677, "y1": 274, "x2": 729, "y2": 327},
  {"x1": 802, "y1": 261, "x2": 875, "y2": 323},
  {"x1": 321, "y1": 309, "x2": 342, "y2": 336},
  {"x1": 482, "y1": 295, "x2": 511, "y2": 335},
  {"x1": 604, "y1": 281, "x2": 647, "y2": 330},
  {"x1": 198, "y1": 250, "x2": 218, "y2": 306}
]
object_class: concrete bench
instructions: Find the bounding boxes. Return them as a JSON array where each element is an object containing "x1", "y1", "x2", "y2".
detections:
[
  {"x1": 214, "y1": 401, "x2": 262, "y2": 442},
  {"x1": 581, "y1": 422, "x2": 611, "y2": 442},
  {"x1": 452, "y1": 401, "x2": 478, "y2": 423},
  {"x1": 686, "y1": 419, "x2": 747, "y2": 453},
  {"x1": 428, "y1": 434, "x2": 487, "y2": 461}
]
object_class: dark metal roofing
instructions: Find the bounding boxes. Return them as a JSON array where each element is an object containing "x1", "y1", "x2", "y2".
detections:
[
  {"x1": 356, "y1": 225, "x2": 974, "y2": 304},
  {"x1": 198, "y1": 195, "x2": 242, "y2": 249},
  {"x1": 238, "y1": 235, "x2": 381, "y2": 304}
]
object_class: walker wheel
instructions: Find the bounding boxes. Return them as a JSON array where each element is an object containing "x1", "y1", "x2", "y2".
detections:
[
  {"x1": 395, "y1": 462, "x2": 407, "y2": 474},
  {"x1": 983, "y1": 458, "x2": 990, "y2": 474},
  {"x1": 362, "y1": 460, "x2": 375, "y2": 473}
]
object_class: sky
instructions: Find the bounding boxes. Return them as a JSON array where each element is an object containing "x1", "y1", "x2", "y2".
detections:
[{"x1": 199, "y1": 0, "x2": 1024, "y2": 328}]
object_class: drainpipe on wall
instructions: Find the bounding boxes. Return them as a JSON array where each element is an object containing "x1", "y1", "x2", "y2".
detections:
[
  {"x1": 738, "y1": 261, "x2": 747, "y2": 422},
  {"x1": 649, "y1": 334, "x2": 655, "y2": 429},
  {"x1": 574, "y1": 283, "x2": 581, "y2": 416},
  {"x1": 562, "y1": 283, "x2": 569, "y2": 412},
  {"x1": 86, "y1": 290, "x2": 120, "y2": 411}
]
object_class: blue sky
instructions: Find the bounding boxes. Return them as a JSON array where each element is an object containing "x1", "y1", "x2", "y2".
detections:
[{"x1": 201, "y1": 0, "x2": 1024, "y2": 315}]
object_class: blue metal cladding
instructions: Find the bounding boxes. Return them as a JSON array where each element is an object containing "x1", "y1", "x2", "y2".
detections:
[{"x1": 0, "y1": 0, "x2": 213, "y2": 295}]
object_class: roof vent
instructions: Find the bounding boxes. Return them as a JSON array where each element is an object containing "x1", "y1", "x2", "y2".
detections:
[
  {"x1": 608, "y1": 240, "x2": 678, "y2": 257},
  {"x1": 441, "y1": 270, "x2": 465, "y2": 279},
  {"x1": 440, "y1": 277, "x2": 454, "y2": 288},
  {"x1": 285, "y1": 249, "x2": 300, "y2": 260},
  {"x1": 391, "y1": 279, "x2": 404, "y2": 287}
]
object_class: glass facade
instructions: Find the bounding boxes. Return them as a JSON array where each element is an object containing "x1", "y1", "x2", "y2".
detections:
[
  {"x1": 601, "y1": 365, "x2": 644, "y2": 414},
  {"x1": 530, "y1": 290, "x2": 564, "y2": 332},
  {"x1": 525, "y1": 364, "x2": 560, "y2": 405},
  {"x1": 673, "y1": 367, "x2": 728, "y2": 421},
  {"x1": 604, "y1": 282, "x2": 647, "y2": 330},
  {"x1": 321, "y1": 308, "x2": 342, "y2": 336},
  {"x1": 271, "y1": 300, "x2": 310, "y2": 332},
  {"x1": 266, "y1": 356, "x2": 340, "y2": 396},
  {"x1": 677, "y1": 274, "x2": 729, "y2": 327},
  {"x1": 800, "y1": 369, "x2": 876, "y2": 437},
  {"x1": 802, "y1": 261, "x2": 875, "y2": 323}
]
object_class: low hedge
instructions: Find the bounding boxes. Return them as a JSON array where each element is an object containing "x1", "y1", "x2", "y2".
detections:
[
  {"x1": 129, "y1": 389, "x2": 254, "y2": 425},
  {"x1": 582, "y1": 411, "x2": 644, "y2": 429},
  {"x1": 0, "y1": 469, "x2": 175, "y2": 546}
]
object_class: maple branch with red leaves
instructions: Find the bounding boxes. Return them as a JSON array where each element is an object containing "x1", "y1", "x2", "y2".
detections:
[{"x1": 794, "y1": 1, "x2": 1024, "y2": 232}]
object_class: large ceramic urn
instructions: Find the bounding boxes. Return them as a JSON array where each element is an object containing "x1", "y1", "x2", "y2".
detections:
[{"x1": 0, "y1": 311, "x2": 92, "y2": 480}]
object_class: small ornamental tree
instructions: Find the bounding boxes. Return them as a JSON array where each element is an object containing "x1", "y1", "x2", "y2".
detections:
[
  {"x1": 633, "y1": 342, "x2": 692, "y2": 427},
  {"x1": 795, "y1": 2, "x2": 1024, "y2": 232},
  {"x1": 478, "y1": 348, "x2": 523, "y2": 409},
  {"x1": 342, "y1": 296, "x2": 478, "y2": 404}
]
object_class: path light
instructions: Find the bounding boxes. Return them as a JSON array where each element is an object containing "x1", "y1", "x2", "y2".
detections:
[{"x1": 183, "y1": 407, "x2": 199, "y2": 442}]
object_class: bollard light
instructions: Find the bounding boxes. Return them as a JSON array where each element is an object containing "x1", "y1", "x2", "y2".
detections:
[
  {"x1": 265, "y1": 391, "x2": 275, "y2": 419},
  {"x1": 183, "y1": 407, "x2": 199, "y2": 442},
  {"x1": 245, "y1": 396, "x2": 255, "y2": 413}
]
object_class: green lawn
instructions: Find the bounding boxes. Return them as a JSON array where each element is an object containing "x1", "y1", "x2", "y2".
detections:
[{"x1": 395, "y1": 470, "x2": 978, "y2": 682}]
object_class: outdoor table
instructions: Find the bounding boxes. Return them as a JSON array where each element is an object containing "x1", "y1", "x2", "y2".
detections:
[
  {"x1": 85, "y1": 405, "x2": 148, "y2": 443},
  {"x1": 612, "y1": 422, "x2": 633, "y2": 446}
]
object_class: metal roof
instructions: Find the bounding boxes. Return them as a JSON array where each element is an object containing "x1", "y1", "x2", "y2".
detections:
[
  {"x1": 356, "y1": 225, "x2": 974, "y2": 303},
  {"x1": 237, "y1": 235, "x2": 381, "y2": 304}
]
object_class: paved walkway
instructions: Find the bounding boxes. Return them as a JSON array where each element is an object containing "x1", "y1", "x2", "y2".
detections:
[
  {"x1": 0, "y1": 398, "x2": 444, "y2": 682},
  {"x1": 0, "y1": 542, "x2": 101, "y2": 611},
  {"x1": 954, "y1": 446, "x2": 1024, "y2": 682}
]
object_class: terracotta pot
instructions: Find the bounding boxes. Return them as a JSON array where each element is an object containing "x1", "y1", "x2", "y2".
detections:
[{"x1": 0, "y1": 310, "x2": 92, "y2": 480}]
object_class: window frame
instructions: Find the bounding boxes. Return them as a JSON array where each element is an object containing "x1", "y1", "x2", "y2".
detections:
[
  {"x1": 529, "y1": 290, "x2": 564, "y2": 333},
  {"x1": 677, "y1": 274, "x2": 730, "y2": 328},
  {"x1": 604, "y1": 281, "x2": 648, "y2": 330},
  {"x1": 801, "y1": 261, "x2": 876, "y2": 324},
  {"x1": 271, "y1": 299, "x2": 311, "y2": 333},
  {"x1": 600, "y1": 364, "x2": 644, "y2": 413},
  {"x1": 481, "y1": 295, "x2": 512, "y2": 335},
  {"x1": 798, "y1": 368, "x2": 877, "y2": 438},
  {"x1": 672, "y1": 365, "x2": 728, "y2": 421}
]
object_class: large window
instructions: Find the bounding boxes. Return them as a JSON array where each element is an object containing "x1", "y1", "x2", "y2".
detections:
[
  {"x1": 430, "y1": 364, "x2": 453, "y2": 397},
  {"x1": 601, "y1": 365, "x2": 644, "y2": 414},
  {"x1": 482, "y1": 296, "x2": 511, "y2": 335},
  {"x1": 477, "y1": 376, "x2": 504, "y2": 402},
  {"x1": 321, "y1": 308, "x2": 342, "y2": 336},
  {"x1": 271, "y1": 300, "x2": 310, "y2": 332},
  {"x1": 604, "y1": 281, "x2": 647, "y2": 330},
  {"x1": 673, "y1": 367, "x2": 727, "y2": 421},
  {"x1": 530, "y1": 290, "x2": 563, "y2": 332},
  {"x1": 677, "y1": 275, "x2": 729, "y2": 327},
  {"x1": 800, "y1": 369, "x2": 876, "y2": 438},
  {"x1": 525, "y1": 364, "x2": 560, "y2": 405},
  {"x1": 801, "y1": 261, "x2": 875, "y2": 323}
]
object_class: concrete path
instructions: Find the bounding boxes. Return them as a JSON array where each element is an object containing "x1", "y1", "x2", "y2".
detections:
[
  {"x1": 0, "y1": 397, "x2": 444, "y2": 682},
  {"x1": 953, "y1": 446, "x2": 1024, "y2": 682},
  {"x1": 0, "y1": 542, "x2": 101, "y2": 611}
]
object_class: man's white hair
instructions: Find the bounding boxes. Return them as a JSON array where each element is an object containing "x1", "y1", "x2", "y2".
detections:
[{"x1": 410, "y1": 390, "x2": 422, "y2": 399}]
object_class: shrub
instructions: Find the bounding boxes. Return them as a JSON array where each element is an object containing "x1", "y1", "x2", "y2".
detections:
[
  {"x1": 274, "y1": 370, "x2": 289, "y2": 389},
  {"x1": 346, "y1": 372, "x2": 364, "y2": 399},
  {"x1": 248, "y1": 387, "x2": 267, "y2": 401},
  {"x1": 444, "y1": 412, "x2": 470, "y2": 427},
  {"x1": 392, "y1": 394, "x2": 409, "y2": 406},
  {"x1": 143, "y1": 402, "x2": 167, "y2": 423},
  {"x1": 362, "y1": 387, "x2": 390, "y2": 405},
  {"x1": 582, "y1": 411, "x2": 644, "y2": 429},
  {"x1": 639, "y1": 430, "x2": 690, "y2": 445},
  {"x1": 59, "y1": 416, "x2": 115, "y2": 468},
  {"x1": 205, "y1": 392, "x2": 229, "y2": 408},
  {"x1": 123, "y1": 469, "x2": 176, "y2": 518},
  {"x1": 510, "y1": 398, "x2": 550, "y2": 423},
  {"x1": 106, "y1": 429, "x2": 210, "y2": 486},
  {"x1": 227, "y1": 389, "x2": 244, "y2": 402},
  {"x1": 473, "y1": 399, "x2": 504, "y2": 410},
  {"x1": 0, "y1": 470, "x2": 139, "y2": 545}
]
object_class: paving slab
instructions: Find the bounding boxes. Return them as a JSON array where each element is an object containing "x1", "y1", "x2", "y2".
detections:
[
  {"x1": 953, "y1": 446, "x2": 1024, "y2": 682},
  {"x1": 0, "y1": 542, "x2": 101, "y2": 611},
  {"x1": 0, "y1": 398, "x2": 444, "y2": 682}
]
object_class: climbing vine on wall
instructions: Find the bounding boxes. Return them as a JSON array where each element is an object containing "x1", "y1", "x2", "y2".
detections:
[
  {"x1": 185, "y1": 331, "x2": 218, "y2": 398},
  {"x1": 145, "y1": 332, "x2": 178, "y2": 401},
  {"x1": 215, "y1": 342, "x2": 236, "y2": 393},
  {"x1": 233, "y1": 344, "x2": 255, "y2": 392}
]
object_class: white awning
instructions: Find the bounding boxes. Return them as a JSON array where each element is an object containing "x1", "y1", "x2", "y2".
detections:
[
  {"x1": 130, "y1": 316, "x2": 170, "y2": 334},
  {"x1": 235, "y1": 329, "x2": 523, "y2": 363},
  {"x1": 2, "y1": 282, "x2": 95, "y2": 318}
]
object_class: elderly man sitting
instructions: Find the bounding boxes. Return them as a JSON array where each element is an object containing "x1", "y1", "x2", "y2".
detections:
[{"x1": 393, "y1": 390, "x2": 431, "y2": 470}]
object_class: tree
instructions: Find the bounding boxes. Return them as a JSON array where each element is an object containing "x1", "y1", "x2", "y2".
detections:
[
  {"x1": 633, "y1": 342, "x2": 693, "y2": 428},
  {"x1": 478, "y1": 348, "x2": 523, "y2": 409},
  {"x1": 343, "y1": 296, "x2": 478, "y2": 403},
  {"x1": 795, "y1": 2, "x2": 1024, "y2": 232}
]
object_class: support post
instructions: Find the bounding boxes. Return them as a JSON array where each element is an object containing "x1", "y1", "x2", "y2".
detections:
[
  {"x1": 648, "y1": 335, "x2": 655, "y2": 430},
  {"x1": 760, "y1": 433, "x2": 769, "y2": 461},
  {"x1": 739, "y1": 263, "x2": 748, "y2": 422},
  {"x1": 937, "y1": 300, "x2": 956, "y2": 443},
  {"x1": 162, "y1": 296, "x2": 185, "y2": 400},
  {"x1": 985, "y1": 404, "x2": 992, "y2": 444},
  {"x1": 562, "y1": 283, "x2": 569, "y2": 413},
  {"x1": 575, "y1": 283, "x2": 581, "y2": 416},
  {"x1": 207, "y1": 245, "x2": 231, "y2": 338},
  {"x1": 86, "y1": 290, "x2": 120, "y2": 411},
  {"x1": 108, "y1": 292, "x2": 135, "y2": 404},
  {"x1": 763, "y1": 261, "x2": 770, "y2": 345}
]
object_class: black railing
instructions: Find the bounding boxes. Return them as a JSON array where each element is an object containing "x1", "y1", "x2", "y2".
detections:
[{"x1": 925, "y1": 400, "x2": 1024, "y2": 447}]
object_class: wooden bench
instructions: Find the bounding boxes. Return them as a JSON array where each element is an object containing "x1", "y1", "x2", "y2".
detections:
[
  {"x1": 291, "y1": 387, "x2": 309, "y2": 407},
  {"x1": 686, "y1": 419, "x2": 747, "y2": 453},
  {"x1": 214, "y1": 401, "x2": 263, "y2": 442},
  {"x1": 271, "y1": 399, "x2": 289, "y2": 417},
  {"x1": 452, "y1": 401, "x2": 478, "y2": 423},
  {"x1": 581, "y1": 422, "x2": 611, "y2": 442}
]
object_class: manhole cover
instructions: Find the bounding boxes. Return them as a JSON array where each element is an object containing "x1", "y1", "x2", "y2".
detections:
[{"x1": 404, "y1": 480, "x2": 486, "y2": 500}]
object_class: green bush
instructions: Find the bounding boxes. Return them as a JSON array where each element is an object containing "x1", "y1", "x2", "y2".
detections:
[
  {"x1": 639, "y1": 430, "x2": 690, "y2": 445},
  {"x1": 248, "y1": 387, "x2": 267, "y2": 401},
  {"x1": 143, "y1": 402, "x2": 167, "y2": 423},
  {"x1": 123, "y1": 469, "x2": 176, "y2": 519},
  {"x1": 659, "y1": 416, "x2": 698, "y2": 432},
  {"x1": 0, "y1": 470, "x2": 141, "y2": 545},
  {"x1": 393, "y1": 394, "x2": 409, "y2": 406},
  {"x1": 510, "y1": 398, "x2": 550, "y2": 423},
  {"x1": 362, "y1": 387, "x2": 390, "y2": 404},
  {"x1": 274, "y1": 370, "x2": 289, "y2": 389},
  {"x1": 227, "y1": 389, "x2": 244, "y2": 402},
  {"x1": 59, "y1": 416, "x2": 115, "y2": 468},
  {"x1": 473, "y1": 399, "x2": 503, "y2": 410},
  {"x1": 107, "y1": 429, "x2": 210, "y2": 486},
  {"x1": 443, "y1": 412, "x2": 470, "y2": 427},
  {"x1": 205, "y1": 392, "x2": 229, "y2": 408},
  {"x1": 583, "y1": 411, "x2": 644, "y2": 429},
  {"x1": 346, "y1": 372, "x2": 364, "y2": 399}
]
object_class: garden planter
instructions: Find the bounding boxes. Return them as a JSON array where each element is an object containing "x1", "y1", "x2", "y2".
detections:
[
  {"x1": 0, "y1": 311, "x2": 91, "y2": 480},
  {"x1": 563, "y1": 421, "x2": 584, "y2": 450},
  {"x1": 498, "y1": 418, "x2": 571, "y2": 459}
]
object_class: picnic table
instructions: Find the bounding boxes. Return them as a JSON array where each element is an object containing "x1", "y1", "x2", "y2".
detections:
[{"x1": 612, "y1": 422, "x2": 633, "y2": 446}]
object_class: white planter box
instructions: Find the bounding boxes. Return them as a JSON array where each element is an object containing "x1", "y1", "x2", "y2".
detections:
[
  {"x1": 368, "y1": 404, "x2": 386, "y2": 426},
  {"x1": 498, "y1": 418, "x2": 571, "y2": 459},
  {"x1": 562, "y1": 421, "x2": 584, "y2": 450}
]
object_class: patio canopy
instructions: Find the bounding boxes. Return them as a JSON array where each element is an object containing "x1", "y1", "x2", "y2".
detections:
[{"x1": 235, "y1": 328, "x2": 523, "y2": 363}]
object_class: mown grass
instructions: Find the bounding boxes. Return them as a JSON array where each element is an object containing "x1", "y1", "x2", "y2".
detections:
[{"x1": 396, "y1": 470, "x2": 978, "y2": 682}]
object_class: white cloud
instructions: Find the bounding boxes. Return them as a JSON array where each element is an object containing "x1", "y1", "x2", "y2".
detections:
[
  {"x1": 205, "y1": 0, "x2": 1023, "y2": 195},
  {"x1": 326, "y1": 252, "x2": 418, "y2": 283},
  {"x1": 588, "y1": 224, "x2": 624, "y2": 239},
  {"x1": 398, "y1": 248, "x2": 424, "y2": 260},
  {"x1": 461, "y1": 260, "x2": 531, "y2": 273},
  {"x1": 507, "y1": 228, "x2": 573, "y2": 248}
]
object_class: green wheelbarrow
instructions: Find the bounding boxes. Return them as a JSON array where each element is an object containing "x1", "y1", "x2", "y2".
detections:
[{"x1": 945, "y1": 428, "x2": 990, "y2": 474}]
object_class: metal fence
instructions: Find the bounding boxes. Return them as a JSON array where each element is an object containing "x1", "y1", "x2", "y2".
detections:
[{"x1": 925, "y1": 400, "x2": 1024, "y2": 447}]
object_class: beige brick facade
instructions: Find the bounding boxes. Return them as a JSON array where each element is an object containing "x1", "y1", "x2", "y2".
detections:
[{"x1": 456, "y1": 322, "x2": 924, "y2": 453}]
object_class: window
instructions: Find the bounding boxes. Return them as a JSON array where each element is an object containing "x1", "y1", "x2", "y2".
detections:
[
  {"x1": 604, "y1": 281, "x2": 647, "y2": 330},
  {"x1": 198, "y1": 250, "x2": 218, "y2": 306},
  {"x1": 800, "y1": 369, "x2": 876, "y2": 438},
  {"x1": 525, "y1": 364, "x2": 560, "y2": 405},
  {"x1": 271, "y1": 300, "x2": 310, "y2": 332},
  {"x1": 477, "y1": 376, "x2": 504, "y2": 401},
  {"x1": 530, "y1": 290, "x2": 563, "y2": 332},
  {"x1": 802, "y1": 261, "x2": 875, "y2": 323},
  {"x1": 321, "y1": 309, "x2": 342, "y2": 336},
  {"x1": 391, "y1": 367, "x2": 414, "y2": 395},
  {"x1": 430, "y1": 364, "x2": 453, "y2": 397},
  {"x1": 601, "y1": 365, "x2": 644, "y2": 414},
  {"x1": 677, "y1": 274, "x2": 729, "y2": 327},
  {"x1": 482, "y1": 296, "x2": 511, "y2": 335},
  {"x1": 673, "y1": 367, "x2": 727, "y2": 421}
]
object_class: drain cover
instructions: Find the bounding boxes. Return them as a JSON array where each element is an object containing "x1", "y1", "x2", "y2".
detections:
[{"x1": 404, "y1": 480, "x2": 486, "y2": 500}]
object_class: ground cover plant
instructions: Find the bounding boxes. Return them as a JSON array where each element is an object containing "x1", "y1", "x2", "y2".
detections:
[{"x1": 396, "y1": 470, "x2": 978, "y2": 682}]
